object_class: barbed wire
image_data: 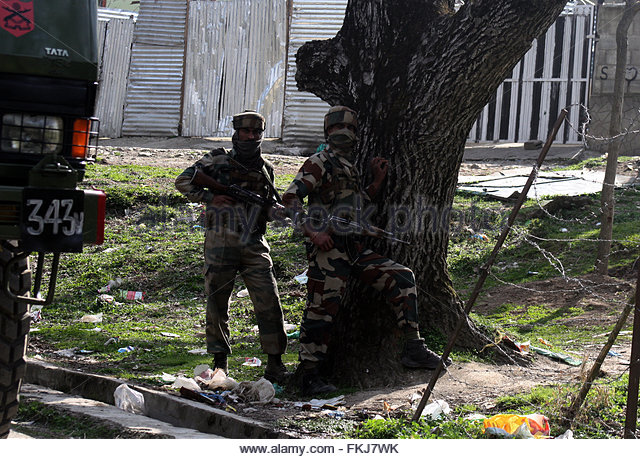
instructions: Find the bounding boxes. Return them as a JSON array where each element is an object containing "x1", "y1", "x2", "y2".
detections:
[
  {"x1": 413, "y1": 108, "x2": 639, "y2": 437},
  {"x1": 96, "y1": 98, "x2": 640, "y2": 438}
]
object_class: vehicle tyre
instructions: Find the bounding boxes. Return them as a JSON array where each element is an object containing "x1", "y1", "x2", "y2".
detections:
[{"x1": 0, "y1": 242, "x2": 31, "y2": 439}]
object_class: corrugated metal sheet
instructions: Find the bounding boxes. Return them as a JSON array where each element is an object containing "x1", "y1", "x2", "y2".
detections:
[
  {"x1": 121, "y1": 0, "x2": 186, "y2": 136},
  {"x1": 182, "y1": 0, "x2": 287, "y2": 138},
  {"x1": 96, "y1": 15, "x2": 135, "y2": 138},
  {"x1": 98, "y1": 8, "x2": 138, "y2": 21},
  {"x1": 282, "y1": 0, "x2": 347, "y2": 147},
  {"x1": 133, "y1": 0, "x2": 186, "y2": 46}
]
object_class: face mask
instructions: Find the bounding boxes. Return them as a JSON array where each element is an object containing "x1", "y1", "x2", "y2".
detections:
[
  {"x1": 327, "y1": 128, "x2": 358, "y2": 153},
  {"x1": 232, "y1": 133, "x2": 262, "y2": 165}
]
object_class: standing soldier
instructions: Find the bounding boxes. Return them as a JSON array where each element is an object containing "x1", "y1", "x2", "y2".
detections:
[
  {"x1": 283, "y1": 106, "x2": 450, "y2": 396},
  {"x1": 175, "y1": 110, "x2": 290, "y2": 384}
]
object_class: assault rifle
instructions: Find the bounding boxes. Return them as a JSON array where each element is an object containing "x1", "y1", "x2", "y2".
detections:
[
  {"x1": 307, "y1": 214, "x2": 410, "y2": 245},
  {"x1": 192, "y1": 168, "x2": 276, "y2": 208},
  {"x1": 192, "y1": 169, "x2": 408, "y2": 244}
]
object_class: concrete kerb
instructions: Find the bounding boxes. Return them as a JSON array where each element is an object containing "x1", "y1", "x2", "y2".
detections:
[
  {"x1": 19, "y1": 383, "x2": 223, "y2": 439},
  {"x1": 24, "y1": 358, "x2": 294, "y2": 439}
]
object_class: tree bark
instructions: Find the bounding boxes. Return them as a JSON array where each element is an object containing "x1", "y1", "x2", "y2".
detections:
[
  {"x1": 595, "y1": 1, "x2": 640, "y2": 275},
  {"x1": 295, "y1": 0, "x2": 567, "y2": 387}
]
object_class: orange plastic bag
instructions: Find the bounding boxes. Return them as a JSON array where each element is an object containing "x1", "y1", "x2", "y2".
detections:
[
  {"x1": 526, "y1": 414, "x2": 550, "y2": 436},
  {"x1": 483, "y1": 414, "x2": 550, "y2": 438}
]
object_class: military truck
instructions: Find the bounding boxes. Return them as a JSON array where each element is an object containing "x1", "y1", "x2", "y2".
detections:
[{"x1": 0, "y1": 0, "x2": 105, "y2": 437}]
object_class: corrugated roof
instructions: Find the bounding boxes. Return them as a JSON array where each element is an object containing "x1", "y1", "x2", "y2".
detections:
[{"x1": 98, "y1": 7, "x2": 138, "y2": 21}]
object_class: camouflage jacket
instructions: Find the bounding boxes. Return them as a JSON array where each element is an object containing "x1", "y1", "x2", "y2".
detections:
[
  {"x1": 175, "y1": 148, "x2": 276, "y2": 235},
  {"x1": 283, "y1": 146, "x2": 371, "y2": 235}
]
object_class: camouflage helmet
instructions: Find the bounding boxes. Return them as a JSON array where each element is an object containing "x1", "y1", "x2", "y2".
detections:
[
  {"x1": 232, "y1": 110, "x2": 265, "y2": 131},
  {"x1": 324, "y1": 106, "x2": 358, "y2": 135}
]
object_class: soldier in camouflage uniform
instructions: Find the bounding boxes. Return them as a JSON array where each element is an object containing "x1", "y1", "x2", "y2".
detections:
[
  {"x1": 283, "y1": 106, "x2": 450, "y2": 396},
  {"x1": 175, "y1": 111, "x2": 290, "y2": 384}
]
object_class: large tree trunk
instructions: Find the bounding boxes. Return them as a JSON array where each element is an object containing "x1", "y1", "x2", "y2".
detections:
[{"x1": 295, "y1": 0, "x2": 567, "y2": 387}]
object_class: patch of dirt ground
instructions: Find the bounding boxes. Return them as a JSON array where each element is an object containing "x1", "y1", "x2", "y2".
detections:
[
  {"x1": 244, "y1": 273, "x2": 637, "y2": 435},
  {"x1": 42, "y1": 138, "x2": 636, "y2": 435}
]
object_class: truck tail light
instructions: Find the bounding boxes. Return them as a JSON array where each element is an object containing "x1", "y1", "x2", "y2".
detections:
[{"x1": 71, "y1": 118, "x2": 91, "y2": 159}]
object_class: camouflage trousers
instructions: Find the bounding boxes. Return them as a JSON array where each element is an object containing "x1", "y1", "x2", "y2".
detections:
[
  {"x1": 299, "y1": 241, "x2": 419, "y2": 366},
  {"x1": 204, "y1": 228, "x2": 287, "y2": 356}
]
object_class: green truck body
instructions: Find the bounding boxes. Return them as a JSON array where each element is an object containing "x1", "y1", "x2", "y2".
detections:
[
  {"x1": 1, "y1": 1, "x2": 107, "y2": 438},
  {"x1": 0, "y1": 0, "x2": 105, "y2": 254}
]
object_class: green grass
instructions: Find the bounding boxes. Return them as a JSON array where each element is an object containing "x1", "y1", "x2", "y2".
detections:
[
  {"x1": 448, "y1": 189, "x2": 639, "y2": 293},
  {"x1": 13, "y1": 401, "x2": 167, "y2": 438},
  {"x1": 32, "y1": 161, "x2": 306, "y2": 386},
  {"x1": 26, "y1": 159, "x2": 640, "y2": 438},
  {"x1": 553, "y1": 155, "x2": 637, "y2": 171},
  {"x1": 349, "y1": 405, "x2": 485, "y2": 439},
  {"x1": 347, "y1": 377, "x2": 631, "y2": 439}
]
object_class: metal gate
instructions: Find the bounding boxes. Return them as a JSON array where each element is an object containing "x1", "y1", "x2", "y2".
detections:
[{"x1": 469, "y1": 5, "x2": 595, "y2": 144}]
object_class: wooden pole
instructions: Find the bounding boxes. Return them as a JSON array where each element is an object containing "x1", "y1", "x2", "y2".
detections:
[
  {"x1": 563, "y1": 296, "x2": 634, "y2": 427},
  {"x1": 624, "y1": 262, "x2": 640, "y2": 438}
]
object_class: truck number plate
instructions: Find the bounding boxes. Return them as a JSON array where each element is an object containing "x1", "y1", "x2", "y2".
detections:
[{"x1": 21, "y1": 189, "x2": 84, "y2": 252}]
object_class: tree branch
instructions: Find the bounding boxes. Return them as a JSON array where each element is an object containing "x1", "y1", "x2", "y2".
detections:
[{"x1": 295, "y1": 37, "x2": 354, "y2": 106}]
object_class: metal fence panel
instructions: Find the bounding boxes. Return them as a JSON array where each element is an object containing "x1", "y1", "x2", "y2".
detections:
[
  {"x1": 282, "y1": 0, "x2": 348, "y2": 148},
  {"x1": 469, "y1": 5, "x2": 594, "y2": 144},
  {"x1": 96, "y1": 14, "x2": 136, "y2": 138},
  {"x1": 121, "y1": 0, "x2": 186, "y2": 136},
  {"x1": 182, "y1": 0, "x2": 287, "y2": 138}
]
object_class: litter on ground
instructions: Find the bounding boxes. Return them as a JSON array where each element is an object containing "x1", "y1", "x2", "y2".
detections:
[
  {"x1": 80, "y1": 313, "x2": 103, "y2": 323},
  {"x1": 114, "y1": 384, "x2": 146, "y2": 415},
  {"x1": 295, "y1": 395, "x2": 346, "y2": 410},
  {"x1": 242, "y1": 357, "x2": 262, "y2": 367},
  {"x1": 483, "y1": 413, "x2": 550, "y2": 439}
]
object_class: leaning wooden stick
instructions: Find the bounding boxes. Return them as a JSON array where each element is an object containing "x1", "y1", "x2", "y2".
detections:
[
  {"x1": 561, "y1": 293, "x2": 634, "y2": 428},
  {"x1": 624, "y1": 262, "x2": 640, "y2": 438},
  {"x1": 412, "y1": 108, "x2": 569, "y2": 422}
]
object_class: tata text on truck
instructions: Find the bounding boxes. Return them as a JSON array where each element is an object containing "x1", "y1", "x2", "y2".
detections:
[{"x1": 0, "y1": 0, "x2": 105, "y2": 438}]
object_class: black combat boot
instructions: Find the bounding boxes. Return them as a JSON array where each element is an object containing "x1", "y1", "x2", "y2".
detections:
[
  {"x1": 213, "y1": 352, "x2": 228, "y2": 374},
  {"x1": 264, "y1": 354, "x2": 293, "y2": 385},
  {"x1": 301, "y1": 370, "x2": 337, "y2": 397},
  {"x1": 400, "y1": 338, "x2": 451, "y2": 369}
]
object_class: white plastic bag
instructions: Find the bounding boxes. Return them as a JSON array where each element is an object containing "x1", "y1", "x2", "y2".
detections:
[
  {"x1": 171, "y1": 376, "x2": 201, "y2": 392},
  {"x1": 421, "y1": 400, "x2": 451, "y2": 420},
  {"x1": 294, "y1": 270, "x2": 308, "y2": 284},
  {"x1": 114, "y1": 384, "x2": 145, "y2": 415},
  {"x1": 242, "y1": 357, "x2": 262, "y2": 367},
  {"x1": 555, "y1": 429, "x2": 574, "y2": 439},
  {"x1": 194, "y1": 364, "x2": 213, "y2": 379}
]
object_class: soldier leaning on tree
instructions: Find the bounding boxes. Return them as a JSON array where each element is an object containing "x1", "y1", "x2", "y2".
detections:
[
  {"x1": 282, "y1": 106, "x2": 451, "y2": 396},
  {"x1": 175, "y1": 110, "x2": 291, "y2": 385}
]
